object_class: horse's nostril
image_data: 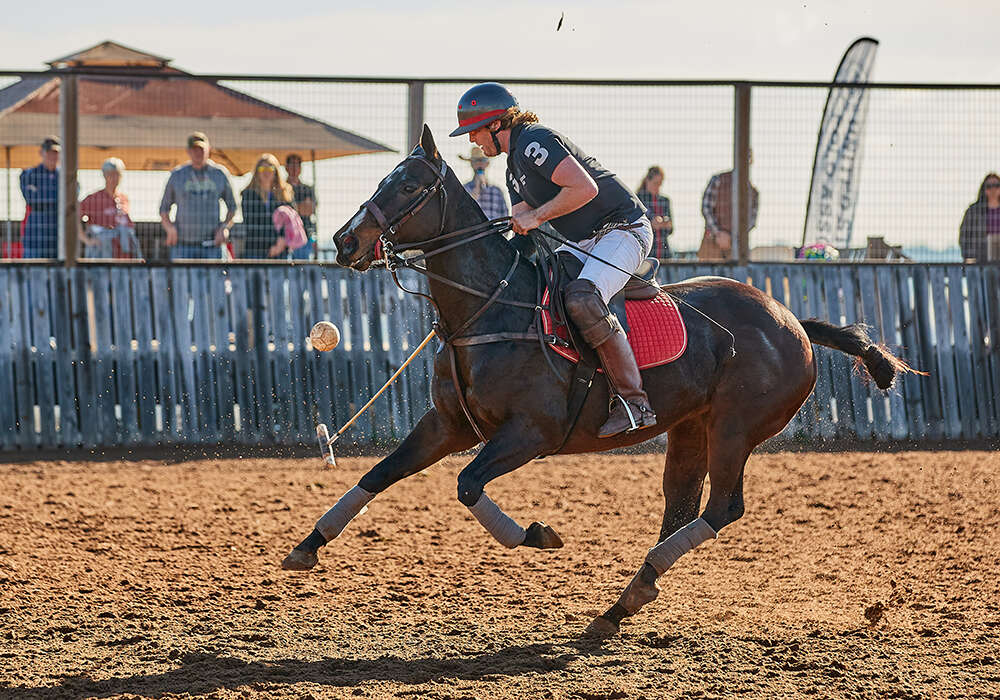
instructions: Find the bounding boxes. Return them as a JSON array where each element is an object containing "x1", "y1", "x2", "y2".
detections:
[{"x1": 341, "y1": 234, "x2": 358, "y2": 256}]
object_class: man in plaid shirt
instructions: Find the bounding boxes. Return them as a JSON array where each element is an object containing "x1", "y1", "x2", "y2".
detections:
[
  {"x1": 699, "y1": 161, "x2": 759, "y2": 260},
  {"x1": 460, "y1": 146, "x2": 509, "y2": 220}
]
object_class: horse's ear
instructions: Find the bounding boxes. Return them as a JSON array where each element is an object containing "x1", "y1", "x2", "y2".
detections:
[{"x1": 419, "y1": 124, "x2": 440, "y2": 162}]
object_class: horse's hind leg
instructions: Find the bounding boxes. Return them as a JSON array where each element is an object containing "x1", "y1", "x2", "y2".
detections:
[
  {"x1": 281, "y1": 409, "x2": 476, "y2": 570},
  {"x1": 658, "y1": 416, "x2": 709, "y2": 542},
  {"x1": 585, "y1": 417, "x2": 709, "y2": 634},
  {"x1": 587, "y1": 424, "x2": 751, "y2": 637}
]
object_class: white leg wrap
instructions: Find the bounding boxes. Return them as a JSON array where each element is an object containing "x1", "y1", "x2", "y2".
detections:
[
  {"x1": 645, "y1": 517, "x2": 717, "y2": 576},
  {"x1": 467, "y1": 493, "x2": 526, "y2": 549},
  {"x1": 315, "y1": 485, "x2": 375, "y2": 541}
]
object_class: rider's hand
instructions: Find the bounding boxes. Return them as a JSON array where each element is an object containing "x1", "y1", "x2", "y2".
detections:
[{"x1": 511, "y1": 209, "x2": 543, "y2": 236}]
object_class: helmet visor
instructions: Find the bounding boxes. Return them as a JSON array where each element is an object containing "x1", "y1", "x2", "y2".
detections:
[{"x1": 449, "y1": 109, "x2": 508, "y2": 137}]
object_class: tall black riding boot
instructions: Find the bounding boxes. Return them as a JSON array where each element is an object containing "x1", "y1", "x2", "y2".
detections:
[{"x1": 595, "y1": 330, "x2": 657, "y2": 438}]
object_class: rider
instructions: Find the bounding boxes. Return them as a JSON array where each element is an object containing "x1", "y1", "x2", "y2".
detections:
[{"x1": 449, "y1": 82, "x2": 657, "y2": 437}]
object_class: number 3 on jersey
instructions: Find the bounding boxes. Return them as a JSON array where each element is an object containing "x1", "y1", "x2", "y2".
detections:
[{"x1": 524, "y1": 141, "x2": 549, "y2": 167}]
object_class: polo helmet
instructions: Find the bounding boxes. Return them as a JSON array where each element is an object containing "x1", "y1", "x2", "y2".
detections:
[{"x1": 449, "y1": 83, "x2": 518, "y2": 137}]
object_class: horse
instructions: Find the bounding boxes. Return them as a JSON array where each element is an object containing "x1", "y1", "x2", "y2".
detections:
[{"x1": 282, "y1": 125, "x2": 916, "y2": 636}]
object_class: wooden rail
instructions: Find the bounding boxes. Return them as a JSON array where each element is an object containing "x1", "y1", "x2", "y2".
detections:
[{"x1": 0, "y1": 263, "x2": 997, "y2": 450}]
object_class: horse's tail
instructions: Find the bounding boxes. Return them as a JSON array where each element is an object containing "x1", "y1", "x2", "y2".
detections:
[{"x1": 799, "y1": 319, "x2": 925, "y2": 391}]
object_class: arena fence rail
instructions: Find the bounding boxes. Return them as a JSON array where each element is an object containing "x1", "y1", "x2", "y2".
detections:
[{"x1": 0, "y1": 262, "x2": 997, "y2": 451}]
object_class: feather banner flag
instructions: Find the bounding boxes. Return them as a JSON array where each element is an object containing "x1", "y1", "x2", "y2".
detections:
[{"x1": 802, "y1": 37, "x2": 879, "y2": 250}]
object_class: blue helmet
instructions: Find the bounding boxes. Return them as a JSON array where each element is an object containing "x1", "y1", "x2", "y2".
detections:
[{"x1": 449, "y1": 83, "x2": 518, "y2": 137}]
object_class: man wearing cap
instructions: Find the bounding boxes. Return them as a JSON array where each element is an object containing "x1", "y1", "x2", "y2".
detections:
[
  {"x1": 460, "y1": 146, "x2": 509, "y2": 221},
  {"x1": 449, "y1": 83, "x2": 656, "y2": 438},
  {"x1": 79, "y1": 158, "x2": 141, "y2": 259},
  {"x1": 284, "y1": 154, "x2": 317, "y2": 260},
  {"x1": 159, "y1": 132, "x2": 238, "y2": 259},
  {"x1": 19, "y1": 136, "x2": 61, "y2": 258}
]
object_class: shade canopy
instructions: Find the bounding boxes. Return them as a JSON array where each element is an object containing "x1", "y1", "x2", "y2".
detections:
[{"x1": 0, "y1": 41, "x2": 395, "y2": 175}]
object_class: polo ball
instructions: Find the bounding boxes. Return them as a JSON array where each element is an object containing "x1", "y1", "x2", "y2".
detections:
[{"x1": 310, "y1": 321, "x2": 341, "y2": 352}]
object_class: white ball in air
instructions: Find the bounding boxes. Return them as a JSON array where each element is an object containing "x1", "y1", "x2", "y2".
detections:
[{"x1": 310, "y1": 321, "x2": 341, "y2": 352}]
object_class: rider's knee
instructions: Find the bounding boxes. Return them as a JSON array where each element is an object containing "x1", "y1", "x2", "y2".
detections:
[
  {"x1": 563, "y1": 279, "x2": 620, "y2": 347},
  {"x1": 456, "y1": 471, "x2": 483, "y2": 507}
]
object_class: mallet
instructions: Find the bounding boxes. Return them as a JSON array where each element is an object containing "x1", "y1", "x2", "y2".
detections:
[{"x1": 317, "y1": 329, "x2": 437, "y2": 467}]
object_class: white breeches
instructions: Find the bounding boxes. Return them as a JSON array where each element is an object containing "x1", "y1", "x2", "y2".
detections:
[{"x1": 556, "y1": 216, "x2": 653, "y2": 303}]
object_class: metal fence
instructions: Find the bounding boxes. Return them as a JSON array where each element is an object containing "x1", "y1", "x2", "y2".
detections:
[
  {"x1": 1, "y1": 261, "x2": 998, "y2": 452},
  {"x1": 3, "y1": 67, "x2": 1000, "y2": 263}
]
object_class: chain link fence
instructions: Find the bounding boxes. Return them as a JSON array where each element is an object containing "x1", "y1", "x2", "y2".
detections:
[{"x1": 2, "y1": 70, "x2": 999, "y2": 263}]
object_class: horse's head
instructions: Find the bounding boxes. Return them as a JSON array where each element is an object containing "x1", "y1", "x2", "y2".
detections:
[{"x1": 334, "y1": 125, "x2": 450, "y2": 270}]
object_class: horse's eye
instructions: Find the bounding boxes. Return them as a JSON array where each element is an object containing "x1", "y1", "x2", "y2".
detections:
[{"x1": 402, "y1": 183, "x2": 419, "y2": 194}]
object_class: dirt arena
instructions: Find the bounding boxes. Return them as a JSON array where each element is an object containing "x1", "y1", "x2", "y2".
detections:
[{"x1": 1, "y1": 450, "x2": 998, "y2": 699}]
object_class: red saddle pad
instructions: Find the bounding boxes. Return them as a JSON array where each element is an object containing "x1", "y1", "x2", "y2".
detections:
[{"x1": 541, "y1": 289, "x2": 687, "y2": 369}]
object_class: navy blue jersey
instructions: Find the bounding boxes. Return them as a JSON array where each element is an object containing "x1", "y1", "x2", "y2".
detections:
[
  {"x1": 505, "y1": 123, "x2": 645, "y2": 242},
  {"x1": 19, "y1": 164, "x2": 59, "y2": 236}
]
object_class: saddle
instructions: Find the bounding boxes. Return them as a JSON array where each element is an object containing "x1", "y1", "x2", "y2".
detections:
[{"x1": 542, "y1": 253, "x2": 688, "y2": 370}]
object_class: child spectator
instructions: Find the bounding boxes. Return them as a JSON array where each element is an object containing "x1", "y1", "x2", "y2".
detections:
[{"x1": 284, "y1": 154, "x2": 317, "y2": 260}]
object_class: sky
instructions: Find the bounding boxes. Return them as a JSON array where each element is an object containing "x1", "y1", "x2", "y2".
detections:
[
  {"x1": 3, "y1": 0, "x2": 999, "y2": 82},
  {"x1": 0, "y1": 0, "x2": 1000, "y2": 83},
  {"x1": 2, "y1": 1, "x2": 999, "y2": 257}
]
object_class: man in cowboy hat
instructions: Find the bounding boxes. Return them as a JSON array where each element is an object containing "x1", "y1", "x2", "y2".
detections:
[
  {"x1": 449, "y1": 82, "x2": 656, "y2": 438},
  {"x1": 460, "y1": 146, "x2": 509, "y2": 221}
]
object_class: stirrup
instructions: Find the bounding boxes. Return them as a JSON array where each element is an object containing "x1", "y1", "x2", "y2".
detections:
[{"x1": 612, "y1": 394, "x2": 640, "y2": 432}]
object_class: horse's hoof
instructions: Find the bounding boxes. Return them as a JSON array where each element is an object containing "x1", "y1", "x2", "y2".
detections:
[
  {"x1": 523, "y1": 521, "x2": 564, "y2": 549},
  {"x1": 584, "y1": 615, "x2": 620, "y2": 638},
  {"x1": 619, "y1": 572, "x2": 660, "y2": 614},
  {"x1": 281, "y1": 548, "x2": 318, "y2": 571}
]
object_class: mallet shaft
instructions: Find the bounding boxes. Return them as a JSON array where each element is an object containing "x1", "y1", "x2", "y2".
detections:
[{"x1": 328, "y1": 329, "x2": 437, "y2": 444}]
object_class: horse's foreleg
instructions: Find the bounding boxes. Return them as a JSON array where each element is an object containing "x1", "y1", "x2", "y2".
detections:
[
  {"x1": 588, "y1": 425, "x2": 749, "y2": 637},
  {"x1": 455, "y1": 422, "x2": 562, "y2": 550},
  {"x1": 281, "y1": 409, "x2": 476, "y2": 571}
]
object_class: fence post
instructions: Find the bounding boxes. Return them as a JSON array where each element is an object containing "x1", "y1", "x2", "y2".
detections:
[
  {"x1": 4, "y1": 146, "x2": 10, "y2": 254},
  {"x1": 59, "y1": 73, "x2": 79, "y2": 267},
  {"x1": 732, "y1": 82, "x2": 751, "y2": 265},
  {"x1": 407, "y1": 81, "x2": 425, "y2": 151}
]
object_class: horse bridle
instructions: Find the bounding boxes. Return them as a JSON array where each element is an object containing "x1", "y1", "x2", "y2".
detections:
[{"x1": 360, "y1": 154, "x2": 449, "y2": 264}]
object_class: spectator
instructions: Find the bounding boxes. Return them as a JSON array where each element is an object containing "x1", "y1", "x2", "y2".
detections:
[
  {"x1": 636, "y1": 166, "x2": 673, "y2": 259},
  {"x1": 159, "y1": 132, "x2": 237, "y2": 260},
  {"x1": 240, "y1": 154, "x2": 294, "y2": 259},
  {"x1": 79, "y1": 158, "x2": 141, "y2": 259},
  {"x1": 19, "y1": 136, "x2": 61, "y2": 258},
  {"x1": 699, "y1": 156, "x2": 759, "y2": 261},
  {"x1": 460, "y1": 146, "x2": 509, "y2": 220},
  {"x1": 959, "y1": 172, "x2": 1000, "y2": 262},
  {"x1": 284, "y1": 154, "x2": 317, "y2": 260}
]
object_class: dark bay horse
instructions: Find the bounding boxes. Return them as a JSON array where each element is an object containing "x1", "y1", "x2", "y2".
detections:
[{"x1": 282, "y1": 125, "x2": 915, "y2": 636}]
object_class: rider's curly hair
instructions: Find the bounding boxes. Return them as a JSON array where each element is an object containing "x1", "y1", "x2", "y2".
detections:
[{"x1": 496, "y1": 107, "x2": 540, "y2": 130}]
